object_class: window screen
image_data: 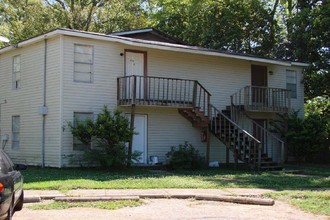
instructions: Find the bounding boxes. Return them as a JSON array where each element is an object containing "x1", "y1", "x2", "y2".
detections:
[
  {"x1": 13, "y1": 55, "x2": 21, "y2": 89},
  {"x1": 73, "y1": 112, "x2": 93, "y2": 151},
  {"x1": 74, "y1": 45, "x2": 93, "y2": 83},
  {"x1": 286, "y1": 70, "x2": 297, "y2": 98}
]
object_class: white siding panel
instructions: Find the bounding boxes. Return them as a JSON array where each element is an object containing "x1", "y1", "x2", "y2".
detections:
[
  {"x1": 0, "y1": 37, "x2": 61, "y2": 167},
  {"x1": 61, "y1": 37, "x2": 125, "y2": 166},
  {"x1": 59, "y1": 37, "x2": 305, "y2": 166}
]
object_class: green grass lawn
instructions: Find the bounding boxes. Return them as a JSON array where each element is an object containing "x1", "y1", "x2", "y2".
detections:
[
  {"x1": 21, "y1": 165, "x2": 330, "y2": 215},
  {"x1": 21, "y1": 166, "x2": 330, "y2": 190}
]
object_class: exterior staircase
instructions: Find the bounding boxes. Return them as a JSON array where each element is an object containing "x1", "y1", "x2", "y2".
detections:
[
  {"x1": 117, "y1": 75, "x2": 285, "y2": 170},
  {"x1": 178, "y1": 108, "x2": 209, "y2": 129},
  {"x1": 178, "y1": 104, "x2": 283, "y2": 170}
]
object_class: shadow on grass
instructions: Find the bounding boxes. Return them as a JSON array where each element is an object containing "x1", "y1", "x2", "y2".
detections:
[{"x1": 21, "y1": 166, "x2": 330, "y2": 190}]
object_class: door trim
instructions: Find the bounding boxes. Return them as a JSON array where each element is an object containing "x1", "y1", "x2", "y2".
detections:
[{"x1": 124, "y1": 49, "x2": 147, "y2": 77}]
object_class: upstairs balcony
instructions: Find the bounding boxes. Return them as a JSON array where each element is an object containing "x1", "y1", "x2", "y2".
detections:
[
  {"x1": 231, "y1": 86, "x2": 291, "y2": 113},
  {"x1": 117, "y1": 75, "x2": 210, "y2": 114}
]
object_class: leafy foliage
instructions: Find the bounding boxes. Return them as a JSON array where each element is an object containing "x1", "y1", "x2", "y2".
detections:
[
  {"x1": 69, "y1": 106, "x2": 139, "y2": 168},
  {"x1": 271, "y1": 106, "x2": 330, "y2": 162},
  {"x1": 166, "y1": 142, "x2": 205, "y2": 170}
]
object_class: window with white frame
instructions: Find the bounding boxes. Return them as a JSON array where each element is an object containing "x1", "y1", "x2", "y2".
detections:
[
  {"x1": 286, "y1": 69, "x2": 297, "y2": 98},
  {"x1": 74, "y1": 45, "x2": 93, "y2": 83},
  {"x1": 12, "y1": 116, "x2": 20, "y2": 149},
  {"x1": 12, "y1": 55, "x2": 21, "y2": 89},
  {"x1": 73, "y1": 112, "x2": 93, "y2": 151}
]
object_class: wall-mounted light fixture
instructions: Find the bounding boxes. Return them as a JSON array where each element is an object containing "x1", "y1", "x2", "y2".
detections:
[
  {"x1": 269, "y1": 71, "x2": 274, "y2": 75},
  {"x1": 120, "y1": 53, "x2": 124, "y2": 56}
]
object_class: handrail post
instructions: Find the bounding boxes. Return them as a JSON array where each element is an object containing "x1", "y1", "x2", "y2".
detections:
[
  {"x1": 117, "y1": 78, "x2": 120, "y2": 105},
  {"x1": 192, "y1": 81, "x2": 198, "y2": 107},
  {"x1": 281, "y1": 141, "x2": 285, "y2": 166},
  {"x1": 258, "y1": 142, "x2": 261, "y2": 171},
  {"x1": 132, "y1": 75, "x2": 137, "y2": 105},
  {"x1": 288, "y1": 91, "x2": 291, "y2": 112},
  {"x1": 206, "y1": 94, "x2": 211, "y2": 164}
]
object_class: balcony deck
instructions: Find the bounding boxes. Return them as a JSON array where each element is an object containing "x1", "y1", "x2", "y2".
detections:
[
  {"x1": 117, "y1": 76, "x2": 210, "y2": 113},
  {"x1": 231, "y1": 86, "x2": 291, "y2": 113}
]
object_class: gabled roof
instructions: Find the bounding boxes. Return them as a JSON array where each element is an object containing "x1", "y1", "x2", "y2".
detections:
[
  {"x1": 110, "y1": 28, "x2": 187, "y2": 45},
  {"x1": 0, "y1": 28, "x2": 308, "y2": 67}
]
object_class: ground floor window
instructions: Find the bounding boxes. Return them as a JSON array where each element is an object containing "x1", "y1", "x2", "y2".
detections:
[
  {"x1": 73, "y1": 112, "x2": 93, "y2": 151},
  {"x1": 12, "y1": 115, "x2": 20, "y2": 149}
]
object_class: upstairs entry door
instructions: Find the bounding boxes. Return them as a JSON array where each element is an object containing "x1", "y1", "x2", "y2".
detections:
[
  {"x1": 125, "y1": 51, "x2": 146, "y2": 100},
  {"x1": 251, "y1": 65, "x2": 268, "y2": 105}
]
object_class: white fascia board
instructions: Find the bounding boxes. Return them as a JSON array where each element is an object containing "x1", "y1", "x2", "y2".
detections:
[
  {"x1": 0, "y1": 29, "x2": 295, "y2": 66},
  {"x1": 0, "y1": 30, "x2": 63, "y2": 54},
  {"x1": 291, "y1": 62, "x2": 309, "y2": 67}
]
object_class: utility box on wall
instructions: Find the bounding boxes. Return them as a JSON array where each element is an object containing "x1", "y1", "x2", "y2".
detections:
[{"x1": 201, "y1": 130, "x2": 207, "y2": 142}]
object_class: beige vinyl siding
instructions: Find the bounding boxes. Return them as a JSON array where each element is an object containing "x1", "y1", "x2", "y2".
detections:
[
  {"x1": 268, "y1": 65, "x2": 304, "y2": 115},
  {"x1": 61, "y1": 36, "x2": 125, "y2": 166},
  {"x1": 45, "y1": 37, "x2": 62, "y2": 167},
  {"x1": 0, "y1": 33, "x2": 306, "y2": 167},
  {"x1": 0, "y1": 37, "x2": 61, "y2": 167},
  {"x1": 60, "y1": 39, "x2": 304, "y2": 165},
  {"x1": 127, "y1": 106, "x2": 205, "y2": 163}
]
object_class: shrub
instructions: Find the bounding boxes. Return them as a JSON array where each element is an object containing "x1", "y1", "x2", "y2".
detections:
[
  {"x1": 270, "y1": 110, "x2": 329, "y2": 162},
  {"x1": 68, "y1": 106, "x2": 140, "y2": 168},
  {"x1": 166, "y1": 142, "x2": 205, "y2": 170}
]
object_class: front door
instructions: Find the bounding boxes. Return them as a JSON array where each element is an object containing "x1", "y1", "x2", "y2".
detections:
[
  {"x1": 125, "y1": 51, "x2": 146, "y2": 99},
  {"x1": 251, "y1": 65, "x2": 268, "y2": 104},
  {"x1": 127, "y1": 114, "x2": 147, "y2": 163}
]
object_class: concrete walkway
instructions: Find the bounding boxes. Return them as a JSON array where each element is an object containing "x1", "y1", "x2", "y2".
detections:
[{"x1": 24, "y1": 188, "x2": 276, "y2": 205}]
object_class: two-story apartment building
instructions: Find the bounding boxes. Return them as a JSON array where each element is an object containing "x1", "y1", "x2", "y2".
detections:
[{"x1": 0, "y1": 28, "x2": 307, "y2": 169}]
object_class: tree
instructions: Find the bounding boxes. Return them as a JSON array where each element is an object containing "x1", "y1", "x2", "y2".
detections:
[
  {"x1": 289, "y1": 1, "x2": 330, "y2": 99},
  {"x1": 150, "y1": 0, "x2": 280, "y2": 57},
  {"x1": 271, "y1": 102, "x2": 330, "y2": 163},
  {"x1": 44, "y1": 0, "x2": 107, "y2": 31},
  {"x1": 69, "y1": 106, "x2": 138, "y2": 168},
  {"x1": 0, "y1": 0, "x2": 58, "y2": 44},
  {"x1": 45, "y1": 0, "x2": 149, "y2": 33}
]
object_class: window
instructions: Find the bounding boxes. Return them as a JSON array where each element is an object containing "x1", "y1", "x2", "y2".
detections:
[
  {"x1": 73, "y1": 112, "x2": 93, "y2": 151},
  {"x1": 12, "y1": 116, "x2": 20, "y2": 149},
  {"x1": 74, "y1": 45, "x2": 93, "y2": 83},
  {"x1": 286, "y1": 69, "x2": 297, "y2": 98},
  {"x1": 13, "y1": 55, "x2": 21, "y2": 89}
]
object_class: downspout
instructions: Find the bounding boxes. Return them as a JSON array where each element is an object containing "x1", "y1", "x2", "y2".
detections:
[{"x1": 41, "y1": 39, "x2": 48, "y2": 168}]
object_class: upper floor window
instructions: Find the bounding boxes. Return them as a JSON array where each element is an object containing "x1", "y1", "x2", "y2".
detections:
[
  {"x1": 12, "y1": 55, "x2": 21, "y2": 89},
  {"x1": 73, "y1": 112, "x2": 93, "y2": 151},
  {"x1": 286, "y1": 69, "x2": 297, "y2": 98},
  {"x1": 74, "y1": 45, "x2": 93, "y2": 83},
  {"x1": 12, "y1": 115, "x2": 20, "y2": 149}
]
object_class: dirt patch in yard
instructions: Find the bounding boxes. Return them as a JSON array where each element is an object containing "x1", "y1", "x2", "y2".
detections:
[{"x1": 15, "y1": 198, "x2": 328, "y2": 220}]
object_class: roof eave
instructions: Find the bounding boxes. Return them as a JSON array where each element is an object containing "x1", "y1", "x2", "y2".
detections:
[
  {"x1": 0, "y1": 29, "x2": 304, "y2": 67},
  {"x1": 291, "y1": 62, "x2": 309, "y2": 67},
  {"x1": 0, "y1": 29, "x2": 63, "y2": 54}
]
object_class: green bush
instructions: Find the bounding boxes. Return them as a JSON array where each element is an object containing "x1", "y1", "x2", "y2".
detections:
[
  {"x1": 271, "y1": 108, "x2": 329, "y2": 162},
  {"x1": 68, "y1": 106, "x2": 140, "y2": 168},
  {"x1": 166, "y1": 142, "x2": 205, "y2": 170}
]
